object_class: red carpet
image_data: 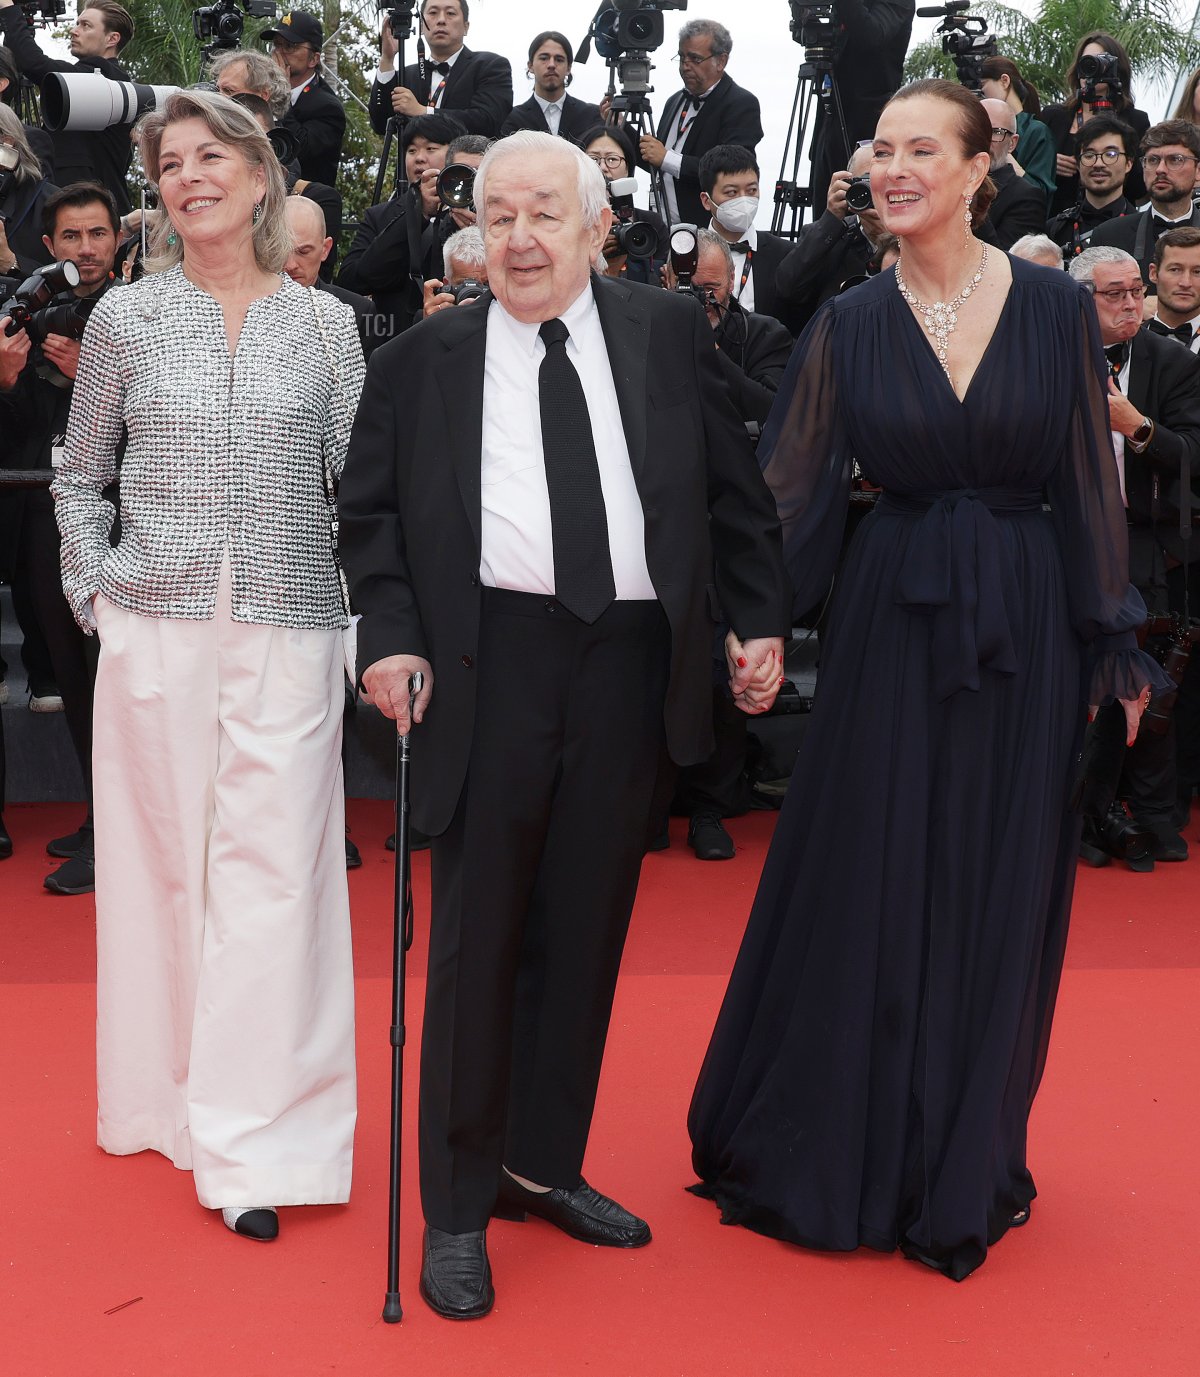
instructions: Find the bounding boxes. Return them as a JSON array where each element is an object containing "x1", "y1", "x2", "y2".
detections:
[{"x1": 3, "y1": 799, "x2": 1199, "y2": 1375}]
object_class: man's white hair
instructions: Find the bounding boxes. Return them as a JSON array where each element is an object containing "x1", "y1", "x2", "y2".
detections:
[
  {"x1": 1010, "y1": 234, "x2": 1063, "y2": 267},
  {"x1": 443, "y1": 225, "x2": 487, "y2": 276},
  {"x1": 472, "y1": 129, "x2": 609, "y2": 230},
  {"x1": 1069, "y1": 244, "x2": 1139, "y2": 285}
]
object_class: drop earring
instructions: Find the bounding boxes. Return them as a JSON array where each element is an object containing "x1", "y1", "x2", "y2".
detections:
[
  {"x1": 963, "y1": 193, "x2": 973, "y2": 240},
  {"x1": 166, "y1": 224, "x2": 177, "y2": 248},
  {"x1": 252, "y1": 201, "x2": 263, "y2": 226}
]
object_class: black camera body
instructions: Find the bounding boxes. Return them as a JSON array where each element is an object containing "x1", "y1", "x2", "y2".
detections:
[
  {"x1": 608, "y1": 177, "x2": 660, "y2": 260},
  {"x1": 1, "y1": 261, "x2": 81, "y2": 338},
  {"x1": 1077, "y1": 51, "x2": 1122, "y2": 108},
  {"x1": 192, "y1": 0, "x2": 277, "y2": 53},
  {"x1": 377, "y1": 0, "x2": 417, "y2": 40},
  {"x1": 916, "y1": 2, "x2": 996, "y2": 92},
  {"x1": 788, "y1": 2, "x2": 839, "y2": 64},
  {"x1": 19, "y1": 0, "x2": 66, "y2": 27},
  {"x1": 434, "y1": 279, "x2": 487, "y2": 305},
  {"x1": 590, "y1": 1, "x2": 689, "y2": 106},
  {"x1": 845, "y1": 174, "x2": 873, "y2": 213}
]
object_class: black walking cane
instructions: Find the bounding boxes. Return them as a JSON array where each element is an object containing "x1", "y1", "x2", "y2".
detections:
[{"x1": 383, "y1": 670, "x2": 423, "y2": 1324}]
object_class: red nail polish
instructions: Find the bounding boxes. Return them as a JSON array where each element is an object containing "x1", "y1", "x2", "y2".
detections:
[{"x1": 737, "y1": 657, "x2": 747, "y2": 668}]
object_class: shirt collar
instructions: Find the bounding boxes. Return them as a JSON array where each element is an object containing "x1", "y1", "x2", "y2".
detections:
[
  {"x1": 1154, "y1": 309, "x2": 1200, "y2": 332},
  {"x1": 494, "y1": 282, "x2": 596, "y2": 357},
  {"x1": 535, "y1": 93, "x2": 565, "y2": 115}
]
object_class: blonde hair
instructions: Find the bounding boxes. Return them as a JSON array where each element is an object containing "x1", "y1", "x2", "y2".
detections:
[
  {"x1": 138, "y1": 89, "x2": 290, "y2": 274},
  {"x1": 0, "y1": 105, "x2": 42, "y2": 185}
]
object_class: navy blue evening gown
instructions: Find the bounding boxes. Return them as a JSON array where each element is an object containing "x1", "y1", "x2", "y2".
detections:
[{"x1": 688, "y1": 256, "x2": 1169, "y2": 1280}]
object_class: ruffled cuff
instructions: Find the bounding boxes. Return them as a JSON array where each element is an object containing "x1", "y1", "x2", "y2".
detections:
[{"x1": 1087, "y1": 645, "x2": 1174, "y2": 707}]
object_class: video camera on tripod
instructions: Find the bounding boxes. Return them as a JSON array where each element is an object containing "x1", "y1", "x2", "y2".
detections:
[
  {"x1": 916, "y1": 1, "x2": 996, "y2": 93},
  {"x1": 17, "y1": 0, "x2": 66, "y2": 27},
  {"x1": 378, "y1": 0, "x2": 418, "y2": 42},
  {"x1": 193, "y1": 0, "x2": 278, "y2": 55},
  {"x1": 582, "y1": 0, "x2": 688, "y2": 109}
]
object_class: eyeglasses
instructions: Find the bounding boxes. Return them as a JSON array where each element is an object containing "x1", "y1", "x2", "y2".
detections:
[
  {"x1": 990, "y1": 127, "x2": 1015, "y2": 141},
  {"x1": 677, "y1": 50, "x2": 715, "y2": 66},
  {"x1": 1079, "y1": 147, "x2": 1126, "y2": 165},
  {"x1": 588, "y1": 153, "x2": 626, "y2": 170},
  {"x1": 1141, "y1": 152, "x2": 1198, "y2": 170},
  {"x1": 1091, "y1": 283, "x2": 1146, "y2": 302}
]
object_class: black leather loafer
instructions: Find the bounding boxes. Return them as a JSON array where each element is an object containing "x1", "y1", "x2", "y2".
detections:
[
  {"x1": 494, "y1": 1174, "x2": 651, "y2": 1248},
  {"x1": 688, "y1": 812, "x2": 735, "y2": 861},
  {"x1": 420, "y1": 1227, "x2": 494, "y2": 1320}
]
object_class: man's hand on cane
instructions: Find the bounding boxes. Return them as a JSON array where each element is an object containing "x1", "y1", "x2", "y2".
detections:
[{"x1": 363, "y1": 654, "x2": 434, "y2": 733}]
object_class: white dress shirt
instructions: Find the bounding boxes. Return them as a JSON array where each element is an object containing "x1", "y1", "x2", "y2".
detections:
[
  {"x1": 716, "y1": 222, "x2": 758, "y2": 312},
  {"x1": 1152, "y1": 311, "x2": 1200, "y2": 354},
  {"x1": 376, "y1": 44, "x2": 463, "y2": 108},
  {"x1": 480, "y1": 286, "x2": 655, "y2": 599},
  {"x1": 1110, "y1": 351, "x2": 1132, "y2": 507},
  {"x1": 660, "y1": 80, "x2": 720, "y2": 223},
  {"x1": 535, "y1": 93, "x2": 565, "y2": 136}
]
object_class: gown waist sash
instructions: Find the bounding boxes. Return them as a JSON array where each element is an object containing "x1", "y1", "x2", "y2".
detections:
[{"x1": 874, "y1": 488, "x2": 1045, "y2": 701}]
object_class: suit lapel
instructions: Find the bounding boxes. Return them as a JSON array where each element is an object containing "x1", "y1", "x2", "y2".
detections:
[
  {"x1": 441, "y1": 46, "x2": 472, "y2": 104},
  {"x1": 435, "y1": 294, "x2": 490, "y2": 557},
  {"x1": 1127, "y1": 330, "x2": 1151, "y2": 415},
  {"x1": 592, "y1": 275, "x2": 650, "y2": 479}
]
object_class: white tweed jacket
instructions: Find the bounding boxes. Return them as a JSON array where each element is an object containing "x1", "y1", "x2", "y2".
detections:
[{"x1": 53, "y1": 265, "x2": 366, "y2": 632}]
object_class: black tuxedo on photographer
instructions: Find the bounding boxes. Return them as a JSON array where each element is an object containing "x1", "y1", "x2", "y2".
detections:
[
  {"x1": 338, "y1": 274, "x2": 788, "y2": 1232},
  {"x1": 776, "y1": 209, "x2": 876, "y2": 330},
  {"x1": 282, "y1": 72, "x2": 345, "y2": 188},
  {"x1": 652, "y1": 74, "x2": 763, "y2": 228},
  {"x1": 500, "y1": 92, "x2": 604, "y2": 143},
  {"x1": 336, "y1": 185, "x2": 430, "y2": 339},
  {"x1": 0, "y1": 7, "x2": 133, "y2": 214},
  {"x1": 977, "y1": 163, "x2": 1047, "y2": 251},
  {"x1": 368, "y1": 46, "x2": 513, "y2": 138},
  {"x1": 807, "y1": 0, "x2": 915, "y2": 220}
]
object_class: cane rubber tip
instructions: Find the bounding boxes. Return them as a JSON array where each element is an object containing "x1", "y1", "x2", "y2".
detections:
[{"x1": 383, "y1": 1294, "x2": 403, "y2": 1324}]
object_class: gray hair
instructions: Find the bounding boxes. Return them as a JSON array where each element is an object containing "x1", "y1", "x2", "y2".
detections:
[
  {"x1": 207, "y1": 48, "x2": 291, "y2": 121},
  {"x1": 1069, "y1": 244, "x2": 1139, "y2": 286},
  {"x1": 697, "y1": 227, "x2": 733, "y2": 274},
  {"x1": 443, "y1": 225, "x2": 486, "y2": 275},
  {"x1": 1009, "y1": 233, "x2": 1063, "y2": 267},
  {"x1": 447, "y1": 134, "x2": 492, "y2": 162},
  {"x1": 472, "y1": 129, "x2": 608, "y2": 231},
  {"x1": 679, "y1": 19, "x2": 733, "y2": 57},
  {"x1": 0, "y1": 105, "x2": 42, "y2": 185},
  {"x1": 138, "y1": 89, "x2": 290, "y2": 274}
]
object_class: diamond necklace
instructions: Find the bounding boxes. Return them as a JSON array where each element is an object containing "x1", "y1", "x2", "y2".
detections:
[{"x1": 895, "y1": 245, "x2": 989, "y2": 381}]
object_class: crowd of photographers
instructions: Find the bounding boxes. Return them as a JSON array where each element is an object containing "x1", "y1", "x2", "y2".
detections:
[{"x1": 1, "y1": 0, "x2": 1198, "y2": 881}]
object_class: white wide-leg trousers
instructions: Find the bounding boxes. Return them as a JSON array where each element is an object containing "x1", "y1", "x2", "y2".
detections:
[{"x1": 91, "y1": 561, "x2": 356, "y2": 1208}]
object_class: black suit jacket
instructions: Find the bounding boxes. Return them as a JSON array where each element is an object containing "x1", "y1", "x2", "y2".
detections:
[
  {"x1": 775, "y1": 210, "x2": 874, "y2": 330},
  {"x1": 1089, "y1": 204, "x2": 1200, "y2": 284},
  {"x1": 652, "y1": 75, "x2": 763, "y2": 227},
  {"x1": 316, "y1": 279, "x2": 382, "y2": 359},
  {"x1": 735, "y1": 229, "x2": 806, "y2": 337},
  {"x1": 715, "y1": 304, "x2": 794, "y2": 424},
  {"x1": 1, "y1": 177, "x2": 58, "y2": 276},
  {"x1": 1124, "y1": 326, "x2": 1200, "y2": 567},
  {"x1": 978, "y1": 165, "x2": 1048, "y2": 251},
  {"x1": 282, "y1": 74, "x2": 345, "y2": 188},
  {"x1": 499, "y1": 93, "x2": 604, "y2": 143},
  {"x1": 336, "y1": 189, "x2": 427, "y2": 338},
  {"x1": 338, "y1": 276, "x2": 789, "y2": 834},
  {"x1": 368, "y1": 47, "x2": 513, "y2": 137},
  {"x1": 0, "y1": 7, "x2": 133, "y2": 213}
]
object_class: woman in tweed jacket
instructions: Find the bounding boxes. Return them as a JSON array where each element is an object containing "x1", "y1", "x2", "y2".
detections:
[{"x1": 52, "y1": 90, "x2": 365, "y2": 1243}]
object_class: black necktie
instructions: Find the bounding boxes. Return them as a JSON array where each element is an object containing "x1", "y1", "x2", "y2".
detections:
[
  {"x1": 1104, "y1": 340, "x2": 1129, "y2": 386},
  {"x1": 537, "y1": 319, "x2": 616, "y2": 624},
  {"x1": 1149, "y1": 317, "x2": 1195, "y2": 346}
]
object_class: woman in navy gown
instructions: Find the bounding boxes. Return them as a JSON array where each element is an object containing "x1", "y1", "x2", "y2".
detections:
[{"x1": 688, "y1": 80, "x2": 1169, "y2": 1281}]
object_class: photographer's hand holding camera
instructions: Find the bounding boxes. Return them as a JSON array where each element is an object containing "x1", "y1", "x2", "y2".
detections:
[
  {"x1": 583, "y1": 124, "x2": 666, "y2": 286},
  {"x1": 0, "y1": 0, "x2": 135, "y2": 214},
  {"x1": 420, "y1": 222, "x2": 486, "y2": 318}
]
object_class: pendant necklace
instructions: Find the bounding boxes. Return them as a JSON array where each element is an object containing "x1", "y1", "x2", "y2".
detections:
[{"x1": 895, "y1": 245, "x2": 989, "y2": 381}]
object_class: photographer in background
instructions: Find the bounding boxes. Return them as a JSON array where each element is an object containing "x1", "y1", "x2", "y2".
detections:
[
  {"x1": 283, "y1": 197, "x2": 379, "y2": 356},
  {"x1": 580, "y1": 124, "x2": 666, "y2": 285},
  {"x1": 979, "y1": 55, "x2": 1055, "y2": 204},
  {"x1": 1148, "y1": 228, "x2": 1200, "y2": 355},
  {"x1": 775, "y1": 141, "x2": 887, "y2": 331},
  {"x1": 640, "y1": 19, "x2": 762, "y2": 229},
  {"x1": 337, "y1": 111, "x2": 465, "y2": 339},
  {"x1": 698, "y1": 144, "x2": 802, "y2": 337},
  {"x1": 0, "y1": 181, "x2": 122, "y2": 895},
  {"x1": 0, "y1": 108, "x2": 56, "y2": 276},
  {"x1": 369, "y1": 0, "x2": 512, "y2": 138},
  {"x1": 210, "y1": 46, "x2": 291, "y2": 120},
  {"x1": 1045, "y1": 115, "x2": 1137, "y2": 263},
  {"x1": 261, "y1": 10, "x2": 346, "y2": 188},
  {"x1": 976, "y1": 99, "x2": 1046, "y2": 251},
  {"x1": 420, "y1": 222, "x2": 486, "y2": 318},
  {"x1": 1038, "y1": 32, "x2": 1150, "y2": 218},
  {"x1": 807, "y1": 0, "x2": 915, "y2": 220},
  {"x1": 500, "y1": 31, "x2": 603, "y2": 142},
  {"x1": 0, "y1": 0, "x2": 135, "y2": 213},
  {"x1": 0, "y1": 44, "x2": 54, "y2": 177}
]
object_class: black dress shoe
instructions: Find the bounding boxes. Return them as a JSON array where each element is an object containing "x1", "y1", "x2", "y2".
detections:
[
  {"x1": 1151, "y1": 830, "x2": 1189, "y2": 862},
  {"x1": 494, "y1": 1173, "x2": 651, "y2": 1248},
  {"x1": 345, "y1": 833, "x2": 362, "y2": 870},
  {"x1": 44, "y1": 847, "x2": 95, "y2": 895},
  {"x1": 46, "y1": 826, "x2": 89, "y2": 859},
  {"x1": 386, "y1": 828, "x2": 431, "y2": 852},
  {"x1": 0, "y1": 815, "x2": 12, "y2": 861},
  {"x1": 420, "y1": 1227, "x2": 494, "y2": 1320},
  {"x1": 687, "y1": 812, "x2": 735, "y2": 861}
]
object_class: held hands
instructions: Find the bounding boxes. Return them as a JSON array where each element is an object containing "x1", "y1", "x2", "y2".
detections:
[
  {"x1": 1106, "y1": 378, "x2": 1147, "y2": 438},
  {"x1": 0, "y1": 216, "x2": 16, "y2": 274},
  {"x1": 1091, "y1": 688, "x2": 1151, "y2": 746},
  {"x1": 421, "y1": 278, "x2": 455, "y2": 317},
  {"x1": 418, "y1": 166, "x2": 442, "y2": 218},
  {"x1": 379, "y1": 15, "x2": 398, "y2": 67},
  {"x1": 726, "y1": 632, "x2": 786, "y2": 715},
  {"x1": 639, "y1": 135, "x2": 667, "y2": 169},
  {"x1": 362, "y1": 655, "x2": 434, "y2": 735}
]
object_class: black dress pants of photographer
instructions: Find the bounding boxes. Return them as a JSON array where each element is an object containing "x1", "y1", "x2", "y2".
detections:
[
  {"x1": 17, "y1": 493, "x2": 98, "y2": 828},
  {"x1": 419, "y1": 590, "x2": 669, "y2": 1236},
  {"x1": 1167, "y1": 560, "x2": 1200, "y2": 815}
]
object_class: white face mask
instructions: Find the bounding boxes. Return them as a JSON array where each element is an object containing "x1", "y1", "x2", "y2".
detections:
[{"x1": 712, "y1": 195, "x2": 758, "y2": 235}]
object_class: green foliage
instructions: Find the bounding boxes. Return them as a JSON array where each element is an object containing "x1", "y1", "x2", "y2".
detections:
[
  {"x1": 905, "y1": 0, "x2": 1200, "y2": 106},
  {"x1": 120, "y1": 0, "x2": 275, "y2": 88}
]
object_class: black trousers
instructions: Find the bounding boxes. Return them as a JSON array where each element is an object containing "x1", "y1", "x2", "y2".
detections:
[{"x1": 419, "y1": 589, "x2": 670, "y2": 1234}]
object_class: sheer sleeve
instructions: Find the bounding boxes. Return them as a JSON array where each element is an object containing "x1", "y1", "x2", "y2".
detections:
[
  {"x1": 756, "y1": 300, "x2": 853, "y2": 619},
  {"x1": 1044, "y1": 283, "x2": 1172, "y2": 704},
  {"x1": 51, "y1": 294, "x2": 128, "y2": 633}
]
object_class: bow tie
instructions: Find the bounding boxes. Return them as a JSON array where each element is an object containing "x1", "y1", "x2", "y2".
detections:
[
  {"x1": 1149, "y1": 317, "x2": 1195, "y2": 345},
  {"x1": 1152, "y1": 214, "x2": 1188, "y2": 235},
  {"x1": 730, "y1": 241, "x2": 752, "y2": 254},
  {"x1": 686, "y1": 91, "x2": 710, "y2": 111},
  {"x1": 432, "y1": 61, "x2": 451, "y2": 75},
  {"x1": 1104, "y1": 340, "x2": 1130, "y2": 370}
]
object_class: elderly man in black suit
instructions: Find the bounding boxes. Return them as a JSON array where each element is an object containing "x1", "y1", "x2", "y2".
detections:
[
  {"x1": 977, "y1": 98, "x2": 1047, "y2": 251},
  {"x1": 500, "y1": 31, "x2": 603, "y2": 142},
  {"x1": 1069, "y1": 244, "x2": 1200, "y2": 864},
  {"x1": 262, "y1": 10, "x2": 345, "y2": 188},
  {"x1": 638, "y1": 18, "x2": 762, "y2": 229},
  {"x1": 369, "y1": 0, "x2": 512, "y2": 138},
  {"x1": 339, "y1": 129, "x2": 789, "y2": 1321}
]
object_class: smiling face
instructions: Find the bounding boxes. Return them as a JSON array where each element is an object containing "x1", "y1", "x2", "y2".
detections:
[
  {"x1": 870, "y1": 94, "x2": 990, "y2": 244},
  {"x1": 481, "y1": 148, "x2": 611, "y2": 323},
  {"x1": 155, "y1": 117, "x2": 265, "y2": 257},
  {"x1": 1078, "y1": 133, "x2": 1132, "y2": 196}
]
